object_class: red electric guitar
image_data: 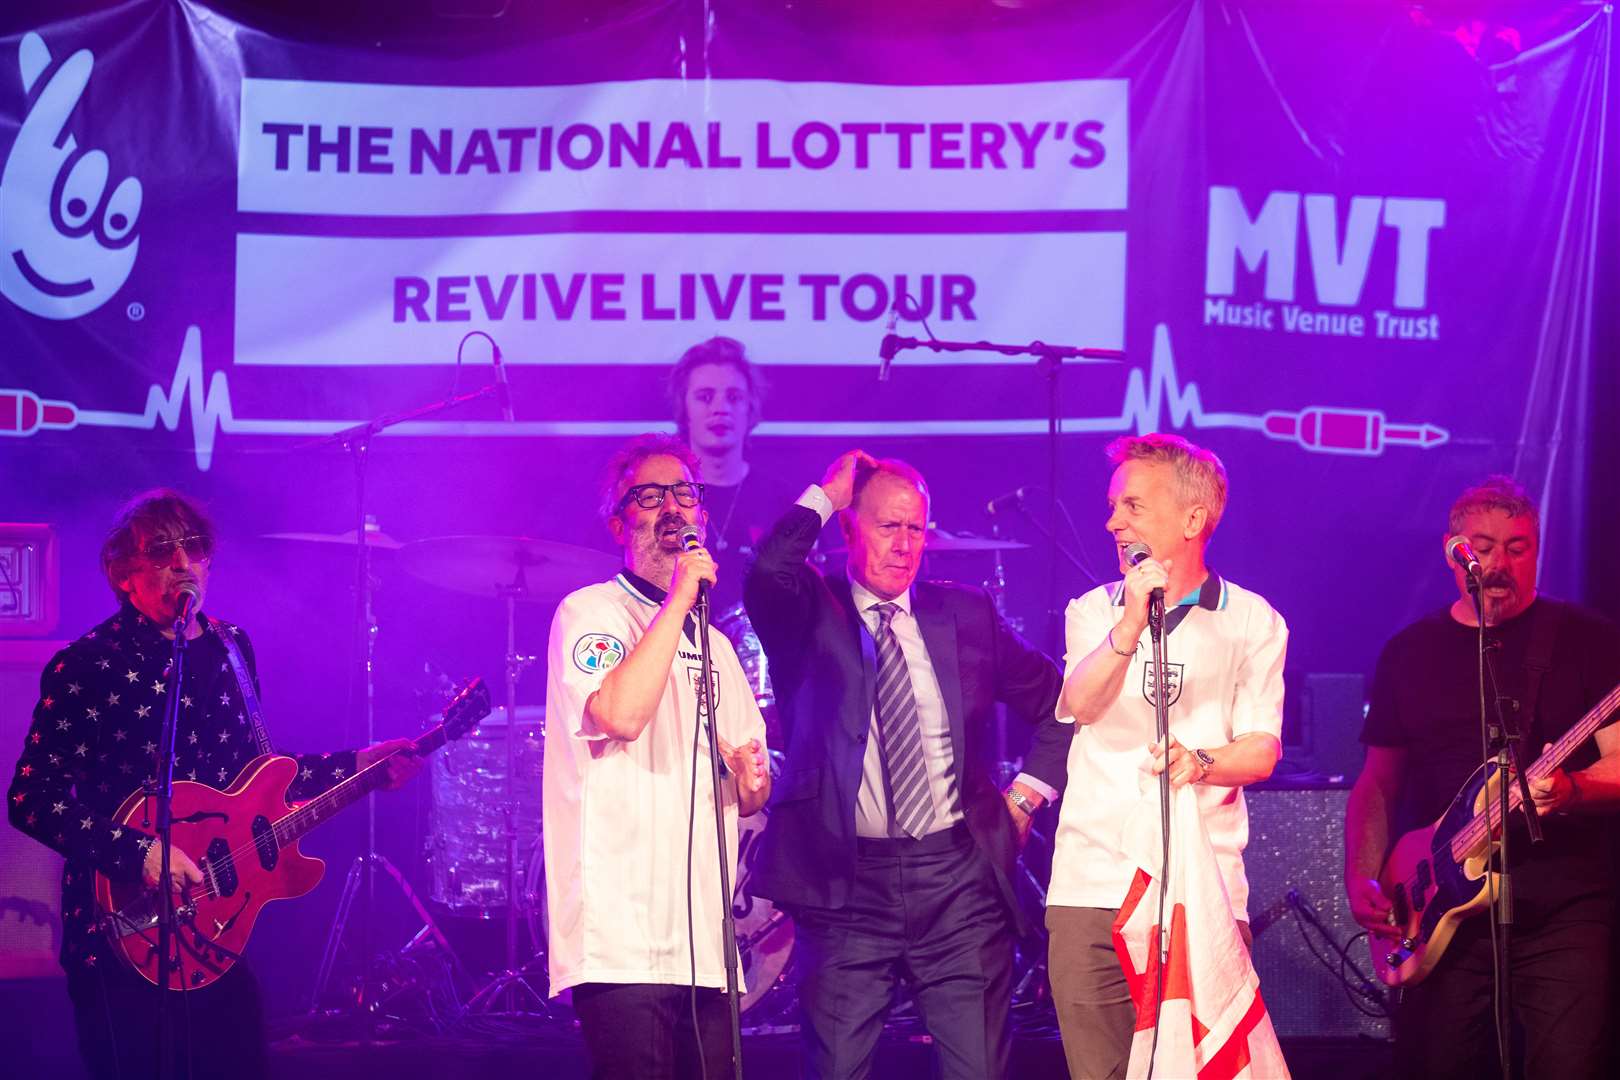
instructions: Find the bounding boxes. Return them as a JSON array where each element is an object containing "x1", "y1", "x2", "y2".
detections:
[{"x1": 94, "y1": 677, "x2": 490, "y2": 990}]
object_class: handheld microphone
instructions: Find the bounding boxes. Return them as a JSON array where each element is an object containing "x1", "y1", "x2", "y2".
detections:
[
  {"x1": 878, "y1": 304, "x2": 901, "y2": 382},
  {"x1": 174, "y1": 581, "x2": 200, "y2": 626},
  {"x1": 986, "y1": 486, "x2": 1027, "y2": 516},
  {"x1": 676, "y1": 524, "x2": 710, "y2": 606},
  {"x1": 1122, "y1": 542, "x2": 1164, "y2": 605},
  {"x1": 1446, "y1": 535, "x2": 1482, "y2": 579},
  {"x1": 491, "y1": 341, "x2": 515, "y2": 423}
]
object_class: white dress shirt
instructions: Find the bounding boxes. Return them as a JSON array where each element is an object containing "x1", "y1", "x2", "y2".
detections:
[{"x1": 796, "y1": 485, "x2": 964, "y2": 838}]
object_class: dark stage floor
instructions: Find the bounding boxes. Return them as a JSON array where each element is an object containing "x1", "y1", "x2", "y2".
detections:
[{"x1": 8, "y1": 975, "x2": 1393, "y2": 1079}]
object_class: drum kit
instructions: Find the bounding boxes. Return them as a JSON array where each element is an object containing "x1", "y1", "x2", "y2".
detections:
[{"x1": 271, "y1": 518, "x2": 1049, "y2": 1030}]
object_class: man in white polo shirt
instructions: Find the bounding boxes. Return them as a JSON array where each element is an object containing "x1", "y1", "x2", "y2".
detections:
[
  {"x1": 1047, "y1": 433, "x2": 1287, "y2": 1080},
  {"x1": 544, "y1": 433, "x2": 770, "y2": 1080}
]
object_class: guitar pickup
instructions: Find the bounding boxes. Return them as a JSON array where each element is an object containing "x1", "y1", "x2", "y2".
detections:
[
  {"x1": 1391, "y1": 882, "x2": 1410, "y2": 924},
  {"x1": 1413, "y1": 861, "x2": 1431, "y2": 912}
]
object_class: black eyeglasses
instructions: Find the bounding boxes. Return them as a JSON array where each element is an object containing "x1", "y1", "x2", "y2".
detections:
[
  {"x1": 140, "y1": 535, "x2": 212, "y2": 565},
  {"x1": 616, "y1": 481, "x2": 705, "y2": 511}
]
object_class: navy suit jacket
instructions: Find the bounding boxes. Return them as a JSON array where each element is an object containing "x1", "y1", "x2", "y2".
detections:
[{"x1": 742, "y1": 503, "x2": 1070, "y2": 929}]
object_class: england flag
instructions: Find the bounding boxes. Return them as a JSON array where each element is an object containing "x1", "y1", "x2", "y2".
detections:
[{"x1": 1110, "y1": 785, "x2": 1290, "y2": 1079}]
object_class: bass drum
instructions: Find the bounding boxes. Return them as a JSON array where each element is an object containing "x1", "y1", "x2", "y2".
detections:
[
  {"x1": 520, "y1": 751, "x2": 794, "y2": 1018},
  {"x1": 713, "y1": 603, "x2": 782, "y2": 751},
  {"x1": 425, "y1": 705, "x2": 544, "y2": 916},
  {"x1": 732, "y1": 750, "x2": 795, "y2": 1019}
]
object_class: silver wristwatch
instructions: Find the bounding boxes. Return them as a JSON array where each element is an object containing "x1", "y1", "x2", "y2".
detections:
[
  {"x1": 1005, "y1": 788, "x2": 1038, "y2": 815},
  {"x1": 1193, "y1": 748, "x2": 1216, "y2": 782}
]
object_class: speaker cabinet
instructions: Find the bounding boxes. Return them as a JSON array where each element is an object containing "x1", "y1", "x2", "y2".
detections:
[
  {"x1": 1244, "y1": 785, "x2": 1391, "y2": 1040},
  {"x1": 0, "y1": 639, "x2": 67, "y2": 979}
]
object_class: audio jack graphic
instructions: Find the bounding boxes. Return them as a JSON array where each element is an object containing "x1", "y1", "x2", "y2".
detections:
[{"x1": 1, "y1": 322, "x2": 1448, "y2": 470}]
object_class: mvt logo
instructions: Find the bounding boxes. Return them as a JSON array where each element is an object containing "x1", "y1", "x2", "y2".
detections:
[
  {"x1": 0, "y1": 32, "x2": 141, "y2": 319},
  {"x1": 1203, "y1": 186, "x2": 1444, "y2": 342}
]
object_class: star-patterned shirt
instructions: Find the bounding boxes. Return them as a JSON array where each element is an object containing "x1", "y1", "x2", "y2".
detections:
[{"x1": 6, "y1": 602, "x2": 357, "y2": 972}]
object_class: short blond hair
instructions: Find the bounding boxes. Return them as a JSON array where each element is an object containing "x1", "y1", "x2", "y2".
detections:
[{"x1": 1105, "y1": 433, "x2": 1228, "y2": 536}]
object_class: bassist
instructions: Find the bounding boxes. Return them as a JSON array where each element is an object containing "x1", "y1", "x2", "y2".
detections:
[
  {"x1": 1344, "y1": 476, "x2": 1620, "y2": 1079},
  {"x1": 6, "y1": 489, "x2": 420, "y2": 1080}
]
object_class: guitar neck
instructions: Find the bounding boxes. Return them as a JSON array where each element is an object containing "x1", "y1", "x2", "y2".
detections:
[
  {"x1": 273, "y1": 725, "x2": 447, "y2": 845},
  {"x1": 1470, "y1": 681, "x2": 1620, "y2": 838}
]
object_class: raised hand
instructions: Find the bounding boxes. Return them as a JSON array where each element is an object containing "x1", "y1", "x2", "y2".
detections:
[{"x1": 819, "y1": 449, "x2": 880, "y2": 512}]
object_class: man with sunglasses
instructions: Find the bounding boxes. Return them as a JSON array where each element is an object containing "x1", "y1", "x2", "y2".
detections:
[
  {"x1": 6, "y1": 488, "x2": 420, "y2": 1080},
  {"x1": 543, "y1": 434, "x2": 771, "y2": 1080}
]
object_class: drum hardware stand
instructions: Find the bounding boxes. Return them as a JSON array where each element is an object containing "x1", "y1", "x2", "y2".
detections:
[
  {"x1": 467, "y1": 569, "x2": 549, "y2": 1015},
  {"x1": 296, "y1": 379, "x2": 500, "y2": 1034},
  {"x1": 309, "y1": 851, "x2": 470, "y2": 1029},
  {"x1": 880, "y1": 328, "x2": 1124, "y2": 654}
]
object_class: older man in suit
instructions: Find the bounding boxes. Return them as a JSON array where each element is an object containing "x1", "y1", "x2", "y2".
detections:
[{"x1": 743, "y1": 450, "x2": 1071, "y2": 1080}]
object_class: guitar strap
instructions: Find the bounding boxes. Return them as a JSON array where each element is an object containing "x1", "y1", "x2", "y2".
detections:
[
  {"x1": 210, "y1": 620, "x2": 275, "y2": 756},
  {"x1": 1519, "y1": 598, "x2": 1561, "y2": 732}
]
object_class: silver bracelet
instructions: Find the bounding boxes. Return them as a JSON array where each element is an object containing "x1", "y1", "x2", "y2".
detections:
[{"x1": 1108, "y1": 626, "x2": 1136, "y2": 657}]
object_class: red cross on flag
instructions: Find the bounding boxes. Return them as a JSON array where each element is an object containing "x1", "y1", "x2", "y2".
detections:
[{"x1": 1111, "y1": 785, "x2": 1289, "y2": 1079}]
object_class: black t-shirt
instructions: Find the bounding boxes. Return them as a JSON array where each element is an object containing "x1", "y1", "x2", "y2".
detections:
[
  {"x1": 703, "y1": 471, "x2": 796, "y2": 616},
  {"x1": 1361, "y1": 596, "x2": 1620, "y2": 918}
]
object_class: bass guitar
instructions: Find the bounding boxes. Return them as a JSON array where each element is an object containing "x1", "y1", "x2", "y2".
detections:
[
  {"x1": 94, "y1": 677, "x2": 490, "y2": 990},
  {"x1": 1372, "y1": 678, "x2": 1620, "y2": 986}
]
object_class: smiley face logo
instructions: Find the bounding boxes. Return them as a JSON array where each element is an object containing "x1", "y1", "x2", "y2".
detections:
[{"x1": 0, "y1": 32, "x2": 142, "y2": 320}]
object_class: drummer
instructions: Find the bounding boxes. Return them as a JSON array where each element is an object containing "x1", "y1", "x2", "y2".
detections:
[
  {"x1": 668, "y1": 336, "x2": 795, "y2": 614},
  {"x1": 543, "y1": 433, "x2": 770, "y2": 1080}
]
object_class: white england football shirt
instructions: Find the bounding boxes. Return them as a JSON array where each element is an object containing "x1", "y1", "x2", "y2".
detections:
[
  {"x1": 544, "y1": 572, "x2": 768, "y2": 995},
  {"x1": 1047, "y1": 575, "x2": 1287, "y2": 916}
]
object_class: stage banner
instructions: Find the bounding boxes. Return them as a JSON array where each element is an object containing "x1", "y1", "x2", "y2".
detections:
[{"x1": 0, "y1": 0, "x2": 1611, "y2": 686}]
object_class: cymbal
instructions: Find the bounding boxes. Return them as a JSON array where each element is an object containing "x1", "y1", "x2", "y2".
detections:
[
  {"x1": 926, "y1": 528, "x2": 1031, "y2": 553},
  {"x1": 826, "y1": 528, "x2": 1031, "y2": 555},
  {"x1": 261, "y1": 528, "x2": 404, "y2": 551},
  {"x1": 399, "y1": 535, "x2": 619, "y2": 601}
]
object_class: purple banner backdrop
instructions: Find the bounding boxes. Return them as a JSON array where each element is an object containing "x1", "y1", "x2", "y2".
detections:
[{"x1": 0, "y1": 0, "x2": 1613, "y2": 1011}]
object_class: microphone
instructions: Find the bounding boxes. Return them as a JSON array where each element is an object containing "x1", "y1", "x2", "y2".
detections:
[
  {"x1": 1446, "y1": 535, "x2": 1482, "y2": 579},
  {"x1": 1122, "y1": 541, "x2": 1164, "y2": 605},
  {"x1": 986, "y1": 486, "x2": 1027, "y2": 516},
  {"x1": 491, "y1": 340, "x2": 514, "y2": 422},
  {"x1": 174, "y1": 581, "x2": 200, "y2": 626},
  {"x1": 676, "y1": 524, "x2": 710, "y2": 606},
  {"x1": 878, "y1": 304, "x2": 902, "y2": 382}
]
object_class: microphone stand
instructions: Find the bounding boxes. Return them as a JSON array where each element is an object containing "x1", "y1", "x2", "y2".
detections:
[
  {"x1": 152, "y1": 599, "x2": 193, "y2": 1078},
  {"x1": 298, "y1": 381, "x2": 500, "y2": 1030},
  {"x1": 1145, "y1": 586, "x2": 1171, "y2": 1078},
  {"x1": 880, "y1": 332, "x2": 1122, "y2": 654},
  {"x1": 693, "y1": 584, "x2": 744, "y2": 1080},
  {"x1": 1472, "y1": 579, "x2": 1541, "y2": 1080}
]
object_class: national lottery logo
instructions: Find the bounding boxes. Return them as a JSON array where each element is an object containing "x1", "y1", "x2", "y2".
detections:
[
  {"x1": 572, "y1": 633, "x2": 626, "y2": 674},
  {"x1": 0, "y1": 32, "x2": 142, "y2": 320}
]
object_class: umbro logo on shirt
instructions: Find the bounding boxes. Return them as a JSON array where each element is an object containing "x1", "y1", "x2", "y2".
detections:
[{"x1": 1143, "y1": 662, "x2": 1184, "y2": 707}]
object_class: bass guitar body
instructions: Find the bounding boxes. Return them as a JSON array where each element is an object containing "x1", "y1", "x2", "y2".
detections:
[
  {"x1": 94, "y1": 755, "x2": 324, "y2": 991},
  {"x1": 1373, "y1": 760, "x2": 1505, "y2": 988}
]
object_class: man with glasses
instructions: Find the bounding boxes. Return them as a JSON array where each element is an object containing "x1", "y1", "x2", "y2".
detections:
[
  {"x1": 6, "y1": 488, "x2": 420, "y2": 1080},
  {"x1": 543, "y1": 434, "x2": 771, "y2": 1080}
]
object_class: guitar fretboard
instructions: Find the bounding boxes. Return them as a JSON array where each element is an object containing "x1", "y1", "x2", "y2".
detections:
[
  {"x1": 1449, "y1": 681, "x2": 1620, "y2": 860},
  {"x1": 272, "y1": 725, "x2": 447, "y2": 848}
]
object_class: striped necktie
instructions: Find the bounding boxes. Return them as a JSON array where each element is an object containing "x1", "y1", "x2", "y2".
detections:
[{"x1": 870, "y1": 602, "x2": 933, "y2": 839}]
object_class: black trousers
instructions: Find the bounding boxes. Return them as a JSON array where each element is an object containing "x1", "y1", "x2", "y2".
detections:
[
  {"x1": 790, "y1": 823, "x2": 1016, "y2": 1080},
  {"x1": 66, "y1": 958, "x2": 268, "y2": 1080},
  {"x1": 572, "y1": 981, "x2": 734, "y2": 1080},
  {"x1": 1393, "y1": 902, "x2": 1612, "y2": 1080}
]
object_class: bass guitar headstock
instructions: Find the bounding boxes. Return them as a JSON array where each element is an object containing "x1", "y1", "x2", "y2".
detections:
[{"x1": 440, "y1": 676, "x2": 492, "y2": 741}]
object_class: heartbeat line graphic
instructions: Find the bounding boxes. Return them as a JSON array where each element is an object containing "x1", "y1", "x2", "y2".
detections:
[{"x1": 1, "y1": 323, "x2": 1448, "y2": 470}]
